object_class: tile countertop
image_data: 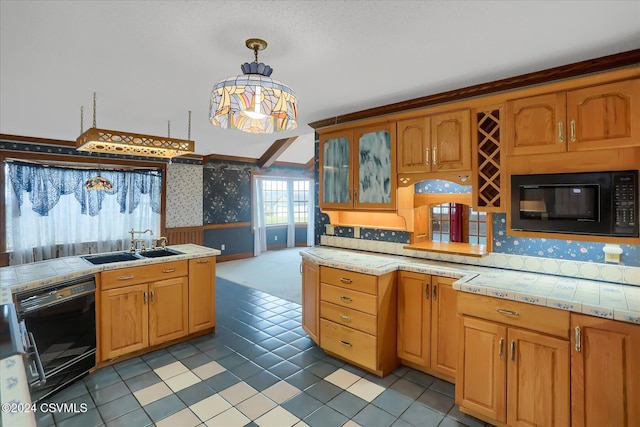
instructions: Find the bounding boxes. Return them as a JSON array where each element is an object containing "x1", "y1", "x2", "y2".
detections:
[
  {"x1": 0, "y1": 244, "x2": 219, "y2": 427},
  {"x1": 301, "y1": 246, "x2": 640, "y2": 325}
]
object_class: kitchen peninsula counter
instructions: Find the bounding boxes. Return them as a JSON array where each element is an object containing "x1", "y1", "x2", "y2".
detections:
[
  {"x1": 301, "y1": 246, "x2": 640, "y2": 325},
  {"x1": 0, "y1": 244, "x2": 219, "y2": 427}
]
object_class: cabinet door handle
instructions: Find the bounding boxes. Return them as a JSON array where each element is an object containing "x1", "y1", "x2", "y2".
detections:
[
  {"x1": 425, "y1": 149, "x2": 429, "y2": 165},
  {"x1": 570, "y1": 120, "x2": 576, "y2": 142},
  {"x1": 150, "y1": 290, "x2": 155, "y2": 304},
  {"x1": 162, "y1": 268, "x2": 176, "y2": 273},
  {"x1": 432, "y1": 284, "x2": 437, "y2": 300},
  {"x1": 143, "y1": 292, "x2": 147, "y2": 305},
  {"x1": 299, "y1": 263, "x2": 303, "y2": 275},
  {"x1": 340, "y1": 296, "x2": 353, "y2": 303},
  {"x1": 432, "y1": 147, "x2": 437, "y2": 165},
  {"x1": 340, "y1": 314, "x2": 352, "y2": 322},
  {"x1": 425, "y1": 283, "x2": 430, "y2": 299},
  {"x1": 498, "y1": 337, "x2": 505, "y2": 359},
  {"x1": 339, "y1": 277, "x2": 353, "y2": 284},
  {"x1": 197, "y1": 259, "x2": 209, "y2": 264},
  {"x1": 496, "y1": 308, "x2": 520, "y2": 317},
  {"x1": 558, "y1": 121, "x2": 564, "y2": 142},
  {"x1": 118, "y1": 275, "x2": 135, "y2": 281},
  {"x1": 339, "y1": 340, "x2": 352, "y2": 347},
  {"x1": 510, "y1": 340, "x2": 516, "y2": 362},
  {"x1": 575, "y1": 326, "x2": 581, "y2": 353}
]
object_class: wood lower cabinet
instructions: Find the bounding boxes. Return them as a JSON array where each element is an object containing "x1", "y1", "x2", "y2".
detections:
[
  {"x1": 397, "y1": 272, "x2": 458, "y2": 381},
  {"x1": 456, "y1": 292, "x2": 570, "y2": 427},
  {"x1": 318, "y1": 265, "x2": 397, "y2": 376},
  {"x1": 101, "y1": 283, "x2": 149, "y2": 359},
  {"x1": 301, "y1": 258, "x2": 320, "y2": 344},
  {"x1": 571, "y1": 314, "x2": 640, "y2": 427},
  {"x1": 188, "y1": 256, "x2": 216, "y2": 333},
  {"x1": 99, "y1": 256, "x2": 216, "y2": 362},
  {"x1": 149, "y1": 277, "x2": 188, "y2": 346}
]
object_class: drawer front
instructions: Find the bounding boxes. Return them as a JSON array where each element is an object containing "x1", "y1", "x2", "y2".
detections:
[
  {"x1": 458, "y1": 292, "x2": 570, "y2": 338},
  {"x1": 321, "y1": 319, "x2": 377, "y2": 371},
  {"x1": 321, "y1": 301, "x2": 377, "y2": 335},
  {"x1": 320, "y1": 266, "x2": 377, "y2": 295},
  {"x1": 101, "y1": 260, "x2": 188, "y2": 290},
  {"x1": 321, "y1": 283, "x2": 377, "y2": 315}
]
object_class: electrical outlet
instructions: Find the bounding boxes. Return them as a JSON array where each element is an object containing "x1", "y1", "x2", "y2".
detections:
[
  {"x1": 325, "y1": 224, "x2": 334, "y2": 235},
  {"x1": 354, "y1": 226, "x2": 360, "y2": 238},
  {"x1": 603, "y1": 244, "x2": 622, "y2": 263},
  {"x1": 274, "y1": 235, "x2": 278, "y2": 241},
  {"x1": 221, "y1": 244, "x2": 225, "y2": 251}
]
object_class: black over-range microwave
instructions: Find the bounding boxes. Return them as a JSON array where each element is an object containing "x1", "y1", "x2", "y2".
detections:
[{"x1": 510, "y1": 170, "x2": 639, "y2": 237}]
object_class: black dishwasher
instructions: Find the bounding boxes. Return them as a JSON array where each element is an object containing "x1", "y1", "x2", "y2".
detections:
[{"x1": 15, "y1": 275, "x2": 97, "y2": 403}]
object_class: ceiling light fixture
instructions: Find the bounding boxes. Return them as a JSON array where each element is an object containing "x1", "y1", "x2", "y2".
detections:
[
  {"x1": 76, "y1": 93, "x2": 195, "y2": 160},
  {"x1": 209, "y1": 38, "x2": 298, "y2": 134}
]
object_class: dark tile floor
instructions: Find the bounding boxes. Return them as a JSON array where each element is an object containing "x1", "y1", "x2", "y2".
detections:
[{"x1": 34, "y1": 278, "x2": 491, "y2": 427}]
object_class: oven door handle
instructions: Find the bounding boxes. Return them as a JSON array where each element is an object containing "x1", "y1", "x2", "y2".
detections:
[{"x1": 26, "y1": 331, "x2": 47, "y2": 387}]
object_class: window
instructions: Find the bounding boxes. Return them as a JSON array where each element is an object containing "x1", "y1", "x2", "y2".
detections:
[
  {"x1": 431, "y1": 203, "x2": 487, "y2": 245},
  {"x1": 261, "y1": 179, "x2": 311, "y2": 225},
  {"x1": 293, "y1": 180, "x2": 310, "y2": 223},
  {"x1": 5, "y1": 161, "x2": 162, "y2": 264},
  {"x1": 263, "y1": 179, "x2": 288, "y2": 225}
]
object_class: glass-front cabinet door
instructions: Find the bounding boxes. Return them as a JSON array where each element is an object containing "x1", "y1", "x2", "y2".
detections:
[
  {"x1": 320, "y1": 131, "x2": 353, "y2": 209},
  {"x1": 354, "y1": 123, "x2": 397, "y2": 210}
]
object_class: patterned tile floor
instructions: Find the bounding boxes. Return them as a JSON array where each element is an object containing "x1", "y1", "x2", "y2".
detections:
[{"x1": 35, "y1": 278, "x2": 492, "y2": 427}]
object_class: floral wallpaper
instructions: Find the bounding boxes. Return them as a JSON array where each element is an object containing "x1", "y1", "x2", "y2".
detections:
[
  {"x1": 414, "y1": 179, "x2": 472, "y2": 194},
  {"x1": 204, "y1": 159, "x2": 313, "y2": 225},
  {"x1": 166, "y1": 163, "x2": 203, "y2": 227},
  {"x1": 492, "y1": 213, "x2": 640, "y2": 267}
]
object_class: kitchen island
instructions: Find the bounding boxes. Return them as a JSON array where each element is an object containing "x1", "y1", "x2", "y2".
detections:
[
  {"x1": 0, "y1": 244, "x2": 219, "y2": 427},
  {"x1": 300, "y1": 246, "x2": 640, "y2": 427}
]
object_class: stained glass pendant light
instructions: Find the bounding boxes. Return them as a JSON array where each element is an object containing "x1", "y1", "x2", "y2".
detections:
[{"x1": 210, "y1": 38, "x2": 298, "y2": 134}]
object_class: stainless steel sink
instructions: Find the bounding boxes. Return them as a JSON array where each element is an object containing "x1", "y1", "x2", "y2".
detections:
[
  {"x1": 82, "y1": 252, "x2": 142, "y2": 265},
  {"x1": 139, "y1": 249, "x2": 182, "y2": 258}
]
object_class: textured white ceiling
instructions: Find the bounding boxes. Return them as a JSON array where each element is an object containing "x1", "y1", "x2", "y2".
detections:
[{"x1": 1, "y1": 1, "x2": 639, "y2": 164}]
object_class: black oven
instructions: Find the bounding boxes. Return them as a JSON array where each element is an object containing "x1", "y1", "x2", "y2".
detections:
[
  {"x1": 15, "y1": 275, "x2": 96, "y2": 403},
  {"x1": 511, "y1": 170, "x2": 638, "y2": 237}
]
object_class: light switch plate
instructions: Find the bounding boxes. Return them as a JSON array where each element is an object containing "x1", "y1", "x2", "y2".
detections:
[{"x1": 354, "y1": 226, "x2": 360, "y2": 238}]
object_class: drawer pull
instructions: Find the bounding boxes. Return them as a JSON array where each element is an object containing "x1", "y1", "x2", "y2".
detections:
[
  {"x1": 197, "y1": 259, "x2": 209, "y2": 264},
  {"x1": 496, "y1": 308, "x2": 520, "y2": 317},
  {"x1": 118, "y1": 275, "x2": 135, "y2": 280},
  {"x1": 498, "y1": 337, "x2": 504, "y2": 359},
  {"x1": 339, "y1": 277, "x2": 353, "y2": 284},
  {"x1": 339, "y1": 314, "x2": 352, "y2": 322},
  {"x1": 339, "y1": 340, "x2": 352, "y2": 347},
  {"x1": 162, "y1": 268, "x2": 176, "y2": 273},
  {"x1": 340, "y1": 296, "x2": 353, "y2": 303}
]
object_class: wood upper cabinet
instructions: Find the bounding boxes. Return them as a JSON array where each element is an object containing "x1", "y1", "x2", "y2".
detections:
[
  {"x1": 397, "y1": 109, "x2": 471, "y2": 174},
  {"x1": 319, "y1": 122, "x2": 397, "y2": 210},
  {"x1": 506, "y1": 78, "x2": 640, "y2": 155},
  {"x1": 397, "y1": 272, "x2": 458, "y2": 381},
  {"x1": 188, "y1": 256, "x2": 216, "y2": 333},
  {"x1": 149, "y1": 277, "x2": 188, "y2": 346},
  {"x1": 301, "y1": 258, "x2": 320, "y2": 345},
  {"x1": 100, "y1": 283, "x2": 149, "y2": 360},
  {"x1": 571, "y1": 314, "x2": 640, "y2": 427}
]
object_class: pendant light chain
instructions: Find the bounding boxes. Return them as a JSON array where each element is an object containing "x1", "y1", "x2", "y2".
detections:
[
  {"x1": 188, "y1": 111, "x2": 192, "y2": 140},
  {"x1": 93, "y1": 92, "x2": 97, "y2": 128}
]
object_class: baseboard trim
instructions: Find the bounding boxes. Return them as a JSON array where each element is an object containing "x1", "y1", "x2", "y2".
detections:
[{"x1": 217, "y1": 252, "x2": 254, "y2": 262}]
